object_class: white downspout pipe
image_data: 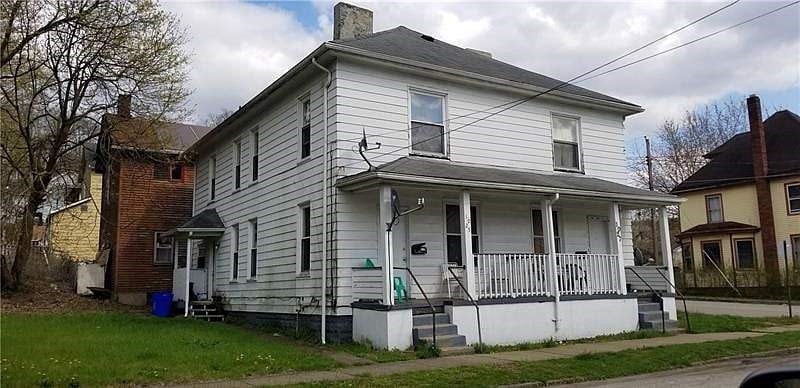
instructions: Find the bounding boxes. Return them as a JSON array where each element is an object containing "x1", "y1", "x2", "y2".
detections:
[
  {"x1": 184, "y1": 231, "x2": 193, "y2": 317},
  {"x1": 312, "y1": 57, "x2": 331, "y2": 344}
]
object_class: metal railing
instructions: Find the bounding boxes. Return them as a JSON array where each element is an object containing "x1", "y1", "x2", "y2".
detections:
[
  {"x1": 447, "y1": 266, "x2": 483, "y2": 347},
  {"x1": 651, "y1": 266, "x2": 692, "y2": 333},
  {"x1": 627, "y1": 266, "x2": 667, "y2": 333},
  {"x1": 394, "y1": 266, "x2": 437, "y2": 348}
]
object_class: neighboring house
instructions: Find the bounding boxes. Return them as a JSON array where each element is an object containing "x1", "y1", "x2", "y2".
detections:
[
  {"x1": 96, "y1": 95, "x2": 211, "y2": 305},
  {"x1": 672, "y1": 96, "x2": 800, "y2": 289},
  {"x1": 47, "y1": 151, "x2": 103, "y2": 263},
  {"x1": 175, "y1": 3, "x2": 681, "y2": 348}
]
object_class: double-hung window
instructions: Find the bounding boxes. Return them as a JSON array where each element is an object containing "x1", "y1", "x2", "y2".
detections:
[
  {"x1": 298, "y1": 205, "x2": 311, "y2": 273},
  {"x1": 701, "y1": 241, "x2": 722, "y2": 270},
  {"x1": 552, "y1": 115, "x2": 581, "y2": 171},
  {"x1": 233, "y1": 140, "x2": 241, "y2": 190},
  {"x1": 532, "y1": 209, "x2": 561, "y2": 254},
  {"x1": 734, "y1": 238, "x2": 755, "y2": 269},
  {"x1": 153, "y1": 232, "x2": 173, "y2": 265},
  {"x1": 300, "y1": 97, "x2": 311, "y2": 159},
  {"x1": 249, "y1": 219, "x2": 258, "y2": 278},
  {"x1": 209, "y1": 157, "x2": 216, "y2": 201},
  {"x1": 705, "y1": 194, "x2": 723, "y2": 223},
  {"x1": 445, "y1": 204, "x2": 479, "y2": 266},
  {"x1": 231, "y1": 224, "x2": 239, "y2": 280},
  {"x1": 251, "y1": 130, "x2": 259, "y2": 182},
  {"x1": 410, "y1": 91, "x2": 446, "y2": 156},
  {"x1": 786, "y1": 183, "x2": 800, "y2": 214}
]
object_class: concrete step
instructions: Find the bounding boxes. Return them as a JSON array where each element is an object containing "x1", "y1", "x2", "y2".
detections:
[
  {"x1": 412, "y1": 305, "x2": 445, "y2": 315},
  {"x1": 191, "y1": 300, "x2": 215, "y2": 305},
  {"x1": 416, "y1": 334, "x2": 467, "y2": 348},
  {"x1": 639, "y1": 310, "x2": 670, "y2": 321},
  {"x1": 640, "y1": 319, "x2": 680, "y2": 331},
  {"x1": 637, "y1": 302, "x2": 662, "y2": 313},
  {"x1": 413, "y1": 313, "x2": 451, "y2": 326},
  {"x1": 413, "y1": 323, "x2": 459, "y2": 338}
]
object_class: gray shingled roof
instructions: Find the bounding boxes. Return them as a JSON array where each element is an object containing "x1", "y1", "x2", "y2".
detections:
[
  {"x1": 338, "y1": 157, "x2": 678, "y2": 203},
  {"x1": 177, "y1": 208, "x2": 225, "y2": 230},
  {"x1": 333, "y1": 26, "x2": 638, "y2": 108}
]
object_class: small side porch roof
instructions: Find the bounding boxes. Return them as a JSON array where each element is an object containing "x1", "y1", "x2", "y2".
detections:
[
  {"x1": 337, "y1": 157, "x2": 681, "y2": 205},
  {"x1": 167, "y1": 208, "x2": 226, "y2": 239}
]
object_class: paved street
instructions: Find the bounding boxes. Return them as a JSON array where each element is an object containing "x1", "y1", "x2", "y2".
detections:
[
  {"x1": 679, "y1": 300, "x2": 794, "y2": 317},
  {"x1": 556, "y1": 353, "x2": 800, "y2": 388}
]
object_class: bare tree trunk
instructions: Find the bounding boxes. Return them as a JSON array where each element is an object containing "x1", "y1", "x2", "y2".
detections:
[{"x1": 4, "y1": 190, "x2": 44, "y2": 290}]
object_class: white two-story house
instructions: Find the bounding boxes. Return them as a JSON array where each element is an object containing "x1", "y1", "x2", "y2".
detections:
[{"x1": 171, "y1": 3, "x2": 681, "y2": 349}]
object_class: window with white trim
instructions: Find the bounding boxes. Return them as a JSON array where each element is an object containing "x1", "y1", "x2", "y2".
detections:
[
  {"x1": 532, "y1": 209, "x2": 561, "y2": 254},
  {"x1": 251, "y1": 130, "x2": 259, "y2": 182},
  {"x1": 231, "y1": 224, "x2": 239, "y2": 280},
  {"x1": 233, "y1": 140, "x2": 241, "y2": 190},
  {"x1": 209, "y1": 157, "x2": 216, "y2": 201},
  {"x1": 249, "y1": 219, "x2": 258, "y2": 278},
  {"x1": 300, "y1": 97, "x2": 311, "y2": 159},
  {"x1": 445, "y1": 204, "x2": 479, "y2": 266},
  {"x1": 787, "y1": 183, "x2": 800, "y2": 214},
  {"x1": 552, "y1": 115, "x2": 581, "y2": 171},
  {"x1": 299, "y1": 205, "x2": 311, "y2": 273},
  {"x1": 410, "y1": 91, "x2": 446, "y2": 156},
  {"x1": 154, "y1": 232, "x2": 173, "y2": 265}
]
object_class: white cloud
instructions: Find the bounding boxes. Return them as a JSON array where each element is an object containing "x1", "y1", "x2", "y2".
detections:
[{"x1": 166, "y1": 0, "x2": 800, "y2": 138}]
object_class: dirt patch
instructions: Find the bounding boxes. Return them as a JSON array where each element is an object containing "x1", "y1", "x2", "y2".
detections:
[{"x1": 1, "y1": 280, "x2": 145, "y2": 314}]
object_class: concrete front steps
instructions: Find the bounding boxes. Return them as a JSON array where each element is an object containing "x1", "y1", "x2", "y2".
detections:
[
  {"x1": 412, "y1": 305, "x2": 470, "y2": 351},
  {"x1": 638, "y1": 299, "x2": 679, "y2": 331}
]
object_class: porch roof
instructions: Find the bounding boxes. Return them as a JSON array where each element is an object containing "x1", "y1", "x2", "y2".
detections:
[
  {"x1": 675, "y1": 221, "x2": 759, "y2": 239},
  {"x1": 337, "y1": 157, "x2": 681, "y2": 205},
  {"x1": 167, "y1": 208, "x2": 226, "y2": 238}
]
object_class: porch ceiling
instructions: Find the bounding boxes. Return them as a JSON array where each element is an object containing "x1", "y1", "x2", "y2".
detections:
[{"x1": 337, "y1": 157, "x2": 681, "y2": 205}]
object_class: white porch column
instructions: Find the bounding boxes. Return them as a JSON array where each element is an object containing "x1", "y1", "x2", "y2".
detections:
[
  {"x1": 609, "y1": 203, "x2": 627, "y2": 295},
  {"x1": 541, "y1": 198, "x2": 560, "y2": 331},
  {"x1": 659, "y1": 206, "x2": 676, "y2": 294},
  {"x1": 184, "y1": 233, "x2": 193, "y2": 317},
  {"x1": 378, "y1": 185, "x2": 394, "y2": 305},
  {"x1": 459, "y1": 190, "x2": 476, "y2": 297}
]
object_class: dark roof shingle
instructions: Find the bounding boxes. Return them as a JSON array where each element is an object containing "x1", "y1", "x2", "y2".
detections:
[
  {"x1": 675, "y1": 221, "x2": 759, "y2": 238},
  {"x1": 177, "y1": 208, "x2": 224, "y2": 230}
]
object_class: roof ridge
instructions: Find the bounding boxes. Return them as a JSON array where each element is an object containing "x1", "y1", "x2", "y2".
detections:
[{"x1": 330, "y1": 26, "x2": 407, "y2": 44}]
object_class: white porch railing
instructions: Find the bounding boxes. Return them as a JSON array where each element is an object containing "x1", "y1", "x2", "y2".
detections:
[
  {"x1": 556, "y1": 253, "x2": 620, "y2": 295},
  {"x1": 475, "y1": 253, "x2": 549, "y2": 299},
  {"x1": 475, "y1": 253, "x2": 622, "y2": 299}
]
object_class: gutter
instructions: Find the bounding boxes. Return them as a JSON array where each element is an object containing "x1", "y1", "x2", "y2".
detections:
[{"x1": 312, "y1": 57, "x2": 332, "y2": 345}]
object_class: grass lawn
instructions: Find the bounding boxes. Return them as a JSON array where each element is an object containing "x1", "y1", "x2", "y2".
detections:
[
  {"x1": 295, "y1": 330, "x2": 800, "y2": 387},
  {"x1": 679, "y1": 311, "x2": 800, "y2": 333},
  {"x1": 1, "y1": 312, "x2": 339, "y2": 387},
  {"x1": 329, "y1": 343, "x2": 417, "y2": 363}
]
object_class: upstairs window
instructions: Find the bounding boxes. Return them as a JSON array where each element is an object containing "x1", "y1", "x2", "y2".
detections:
[
  {"x1": 170, "y1": 164, "x2": 183, "y2": 180},
  {"x1": 445, "y1": 204, "x2": 479, "y2": 266},
  {"x1": 300, "y1": 97, "x2": 311, "y2": 159},
  {"x1": 787, "y1": 183, "x2": 800, "y2": 214},
  {"x1": 155, "y1": 163, "x2": 183, "y2": 181},
  {"x1": 233, "y1": 140, "x2": 241, "y2": 190},
  {"x1": 209, "y1": 157, "x2": 217, "y2": 201},
  {"x1": 705, "y1": 194, "x2": 723, "y2": 223},
  {"x1": 251, "y1": 130, "x2": 259, "y2": 182},
  {"x1": 552, "y1": 115, "x2": 581, "y2": 171},
  {"x1": 410, "y1": 91, "x2": 446, "y2": 156},
  {"x1": 153, "y1": 232, "x2": 173, "y2": 265}
]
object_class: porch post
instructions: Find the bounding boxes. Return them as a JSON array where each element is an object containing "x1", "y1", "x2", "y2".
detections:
[
  {"x1": 378, "y1": 185, "x2": 394, "y2": 305},
  {"x1": 541, "y1": 199, "x2": 558, "y2": 297},
  {"x1": 460, "y1": 190, "x2": 476, "y2": 297},
  {"x1": 659, "y1": 206, "x2": 676, "y2": 293},
  {"x1": 184, "y1": 233, "x2": 193, "y2": 317},
  {"x1": 609, "y1": 203, "x2": 627, "y2": 295}
]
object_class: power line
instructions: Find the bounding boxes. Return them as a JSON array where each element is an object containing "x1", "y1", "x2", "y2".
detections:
[{"x1": 343, "y1": 1, "x2": 798, "y2": 170}]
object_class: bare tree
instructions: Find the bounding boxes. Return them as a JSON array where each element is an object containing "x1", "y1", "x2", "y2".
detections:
[
  {"x1": 1, "y1": 0, "x2": 190, "y2": 290},
  {"x1": 204, "y1": 107, "x2": 235, "y2": 128}
]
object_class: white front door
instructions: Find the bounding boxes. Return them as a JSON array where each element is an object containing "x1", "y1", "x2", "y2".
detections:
[{"x1": 587, "y1": 216, "x2": 611, "y2": 254}]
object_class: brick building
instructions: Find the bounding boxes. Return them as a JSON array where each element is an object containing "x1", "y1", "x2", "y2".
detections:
[{"x1": 96, "y1": 96, "x2": 210, "y2": 305}]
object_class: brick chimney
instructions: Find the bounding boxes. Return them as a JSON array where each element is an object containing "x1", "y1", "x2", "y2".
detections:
[
  {"x1": 746, "y1": 95, "x2": 779, "y2": 279},
  {"x1": 117, "y1": 94, "x2": 131, "y2": 118},
  {"x1": 333, "y1": 2, "x2": 373, "y2": 41}
]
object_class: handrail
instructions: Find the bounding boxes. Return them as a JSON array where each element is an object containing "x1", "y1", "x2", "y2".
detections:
[
  {"x1": 447, "y1": 266, "x2": 483, "y2": 347},
  {"x1": 394, "y1": 266, "x2": 436, "y2": 348},
  {"x1": 627, "y1": 266, "x2": 667, "y2": 334},
  {"x1": 651, "y1": 266, "x2": 692, "y2": 333}
]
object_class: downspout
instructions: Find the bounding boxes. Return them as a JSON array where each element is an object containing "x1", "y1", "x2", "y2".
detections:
[
  {"x1": 312, "y1": 57, "x2": 332, "y2": 344},
  {"x1": 550, "y1": 193, "x2": 561, "y2": 332}
]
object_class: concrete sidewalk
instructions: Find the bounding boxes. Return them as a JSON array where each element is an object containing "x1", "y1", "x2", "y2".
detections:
[{"x1": 165, "y1": 327, "x2": 800, "y2": 387}]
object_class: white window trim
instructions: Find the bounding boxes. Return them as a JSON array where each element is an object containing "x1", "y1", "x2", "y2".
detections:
[
  {"x1": 296, "y1": 203, "x2": 311, "y2": 276},
  {"x1": 247, "y1": 219, "x2": 258, "y2": 279},
  {"x1": 787, "y1": 183, "x2": 800, "y2": 215},
  {"x1": 297, "y1": 93, "x2": 312, "y2": 161},
  {"x1": 550, "y1": 112, "x2": 583, "y2": 173},
  {"x1": 208, "y1": 156, "x2": 217, "y2": 201},
  {"x1": 442, "y1": 200, "x2": 481, "y2": 266},
  {"x1": 153, "y1": 232, "x2": 173, "y2": 265},
  {"x1": 230, "y1": 224, "x2": 240, "y2": 281},
  {"x1": 232, "y1": 139, "x2": 242, "y2": 190},
  {"x1": 251, "y1": 127, "x2": 260, "y2": 183},
  {"x1": 408, "y1": 88, "x2": 449, "y2": 158},
  {"x1": 530, "y1": 206, "x2": 563, "y2": 254}
]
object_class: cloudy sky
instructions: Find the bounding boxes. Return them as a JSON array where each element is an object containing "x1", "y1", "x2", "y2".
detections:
[{"x1": 163, "y1": 0, "x2": 800, "y2": 144}]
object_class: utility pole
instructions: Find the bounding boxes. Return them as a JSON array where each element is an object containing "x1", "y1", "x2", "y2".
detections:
[{"x1": 645, "y1": 137, "x2": 658, "y2": 264}]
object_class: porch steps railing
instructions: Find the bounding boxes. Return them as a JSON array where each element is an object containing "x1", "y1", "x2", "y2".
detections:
[{"x1": 556, "y1": 253, "x2": 620, "y2": 295}]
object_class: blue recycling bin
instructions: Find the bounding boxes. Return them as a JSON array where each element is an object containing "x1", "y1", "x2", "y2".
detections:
[{"x1": 152, "y1": 291, "x2": 173, "y2": 317}]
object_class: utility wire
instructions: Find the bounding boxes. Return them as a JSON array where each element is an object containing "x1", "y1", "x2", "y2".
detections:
[{"x1": 343, "y1": 1, "x2": 798, "y2": 170}]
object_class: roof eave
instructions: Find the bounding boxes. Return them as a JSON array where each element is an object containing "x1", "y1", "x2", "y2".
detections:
[{"x1": 325, "y1": 42, "x2": 644, "y2": 115}]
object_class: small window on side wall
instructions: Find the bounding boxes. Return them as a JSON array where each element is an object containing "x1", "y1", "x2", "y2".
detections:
[
  {"x1": 299, "y1": 205, "x2": 311, "y2": 273},
  {"x1": 410, "y1": 91, "x2": 446, "y2": 156},
  {"x1": 154, "y1": 232, "x2": 173, "y2": 265},
  {"x1": 300, "y1": 97, "x2": 311, "y2": 159},
  {"x1": 706, "y1": 194, "x2": 723, "y2": 223},
  {"x1": 787, "y1": 183, "x2": 800, "y2": 214},
  {"x1": 552, "y1": 115, "x2": 580, "y2": 171}
]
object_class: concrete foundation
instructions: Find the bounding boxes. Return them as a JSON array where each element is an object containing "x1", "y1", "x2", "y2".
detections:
[{"x1": 352, "y1": 305, "x2": 413, "y2": 350}]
